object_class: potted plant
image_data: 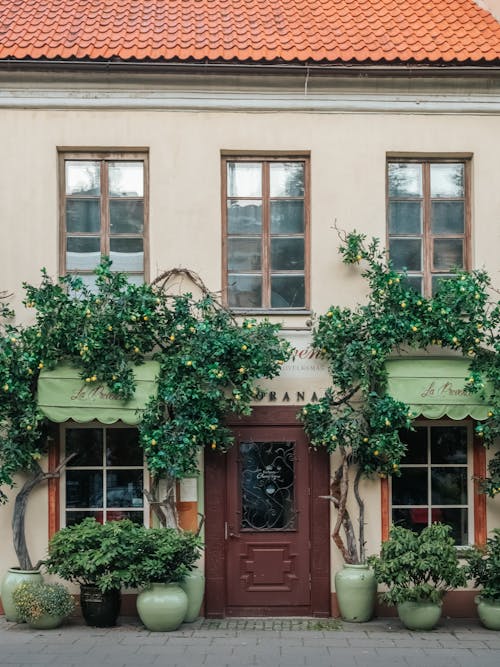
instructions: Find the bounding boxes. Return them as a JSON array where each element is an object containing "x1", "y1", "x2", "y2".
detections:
[
  {"x1": 465, "y1": 528, "x2": 500, "y2": 630},
  {"x1": 368, "y1": 523, "x2": 466, "y2": 630},
  {"x1": 44, "y1": 517, "x2": 144, "y2": 627},
  {"x1": 12, "y1": 581, "x2": 74, "y2": 629},
  {"x1": 131, "y1": 527, "x2": 203, "y2": 632}
]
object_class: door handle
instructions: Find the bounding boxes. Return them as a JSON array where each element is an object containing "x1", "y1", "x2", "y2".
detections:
[
  {"x1": 229, "y1": 530, "x2": 240, "y2": 539},
  {"x1": 225, "y1": 522, "x2": 240, "y2": 539}
]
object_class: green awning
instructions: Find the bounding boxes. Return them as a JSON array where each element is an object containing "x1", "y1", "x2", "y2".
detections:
[
  {"x1": 386, "y1": 358, "x2": 493, "y2": 421},
  {"x1": 37, "y1": 361, "x2": 160, "y2": 425}
]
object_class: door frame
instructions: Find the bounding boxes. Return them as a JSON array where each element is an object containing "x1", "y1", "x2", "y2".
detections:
[{"x1": 204, "y1": 406, "x2": 331, "y2": 618}]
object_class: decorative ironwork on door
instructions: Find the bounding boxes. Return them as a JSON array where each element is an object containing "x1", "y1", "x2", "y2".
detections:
[{"x1": 240, "y1": 441, "x2": 296, "y2": 531}]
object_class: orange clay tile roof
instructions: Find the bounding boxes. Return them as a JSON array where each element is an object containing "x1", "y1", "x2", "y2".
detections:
[{"x1": 0, "y1": 0, "x2": 500, "y2": 65}]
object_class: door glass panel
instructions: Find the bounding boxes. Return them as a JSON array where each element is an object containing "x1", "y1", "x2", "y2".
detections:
[
  {"x1": 388, "y1": 163, "x2": 422, "y2": 197},
  {"x1": 227, "y1": 200, "x2": 262, "y2": 234},
  {"x1": 227, "y1": 162, "x2": 262, "y2": 197},
  {"x1": 228, "y1": 238, "x2": 262, "y2": 271},
  {"x1": 388, "y1": 201, "x2": 422, "y2": 234},
  {"x1": 270, "y1": 163, "x2": 304, "y2": 197},
  {"x1": 433, "y1": 238, "x2": 463, "y2": 270},
  {"x1": 270, "y1": 200, "x2": 304, "y2": 234},
  {"x1": 240, "y1": 441, "x2": 295, "y2": 530},
  {"x1": 270, "y1": 275, "x2": 305, "y2": 308},
  {"x1": 108, "y1": 162, "x2": 144, "y2": 197},
  {"x1": 431, "y1": 202, "x2": 464, "y2": 235},
  {"x1": 389, "y1": 238, "x2": 422, "y2": 271},
  {"x1": 430, "y1": 164, "x2": 464, "y2": 197}
]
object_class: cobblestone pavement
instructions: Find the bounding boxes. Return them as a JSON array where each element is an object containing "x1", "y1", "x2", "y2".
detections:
[{"x1": 1, "y1": 616, "x2": 499, "y2": 667}]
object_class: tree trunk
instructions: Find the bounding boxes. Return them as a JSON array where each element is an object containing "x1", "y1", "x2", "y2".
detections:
[{"x1": 329, "y1": 449, "x2": 359, "y2": 564}]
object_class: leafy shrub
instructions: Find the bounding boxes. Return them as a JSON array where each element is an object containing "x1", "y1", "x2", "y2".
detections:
[
  {"x1": 465, "y1": 528, "x2": 500, "y2": 600},
  {"x1": 368, "y1": 523, "x2": 466, "y2": 605},
  {"x1": 13, "y1": 582, "x2": 74, "y2": 622}
]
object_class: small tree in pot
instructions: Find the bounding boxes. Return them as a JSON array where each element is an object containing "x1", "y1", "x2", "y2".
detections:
[
  {"x1": 368, "y1": 523, "x2": 466, "y2": 630},
  {"x1": 465, "y1": 528, "x2": 500, "y2": 629}
]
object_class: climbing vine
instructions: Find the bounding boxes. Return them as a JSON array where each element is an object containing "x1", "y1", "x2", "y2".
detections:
[
  {"x1": 300, "y1": 230, "x2": 499, "y2": 564},
  {"x1": 0, "y1": 260, "x2": 290, "y2": 568}
]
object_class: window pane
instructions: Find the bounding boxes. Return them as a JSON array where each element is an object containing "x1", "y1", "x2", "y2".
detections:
[
  {"x1": 126, "y1": 274, "x2": 145, "y2": 286},
  {"x1": 432, "y1": 274, "x2": 454, "y2": 295},
  {"x1": 392, "y1": 508, "x2": 429, "y2": 534},
  {"x1": 400, "y1": 274, "x2": 423, "y2": 294},
  {"x1": 431, "y1": 202, "x2": 464, "y2": 235},
  {"x1": 66, "y1": 237, "x2": 101, "y2": 271},
  {"x1": 270, "y1": 163, "x2": 304, "y2": 197},
  {"x1": 108, "y1": 162, "x2": 144, "y2": 197},
  {"x1": 109, "y1": 200, "x2": 144, "y2": 234},
  {"x1": 240, "y1": 441, "x2": 295, "y2": 530},
  {"x1": 388, "y1": 201, "x2": 422, "y2": 235},
  {"x1": 431, "y1": 468, "x2": 468, "y2": 505},
  {"x1": 433, "y1": 238, "x2": 463, "y2": 270},
  {"x1": 106, "y1": 470, "x2": 143, "y2": 508},
  {"x1": 228, "y1": 275, "x2": 262, "y2": 308},
  {"x1": 228, "y1": 238, "x2": 261, "y2": 271},
  {"x1": 66, "y1": 161, "x2": 100, "y2": 195},
  {"x1": 107, "y1": 510, "x2": 143, "y2": 524},
  {"x1": 430, "y1": 164, "x2": 464, "y2": 198},
  {"x1": 227, "y1": 200, "x2": 262, "y2": 234},
  {"x1": 65, "y1": 510, "x2": 102, "y2": 526},
  {"x1": 271, "y1": 275, "x2": 305, "y2": 308},
  {"x1": 106, "y1": 429, "x2": 142, "y2": 466},
  {"x1": 66, "y1": 200, "x2": 100, "y2": 233},
  {"x1": 270, "y1": 201, "x2": 304, "y2": 234},
  {"x1": 227, "y1": 162, "x2": 262, "y2": 197},
  {"x1": 66, "y1": 470, "x2": 103, "y2": 508},
  {"x1": 109, "y1": 238, "x2": 144, "y2": 272},
  {"x1": 388, "y1": 163, "x2": 422, "y2": 197},
  {"x1": 392, "y1": 468, "x2": 428, "y2": 505},
  {"x1": 400, "y1": 427, "x2": 427, "y2": 464},
  {"x1": 271, "y1": 238, "x2": 304, "y2": 271},
  {"x1": 431, "y1": 427, "x2": 467, "y2": 464},
  {"x1": 439, "y1": 508, "x2": 468, "y2": 545},
  {"x1": 389, "y1": 238, "x2": 422, "y2": 271},
  {"x1": 66, "y1": 429, "x2": 103, "y2": 467}
]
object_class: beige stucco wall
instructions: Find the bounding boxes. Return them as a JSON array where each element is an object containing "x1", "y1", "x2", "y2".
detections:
[{"x1": 1, "y1": 82, "x2": 499, "y2": 595}]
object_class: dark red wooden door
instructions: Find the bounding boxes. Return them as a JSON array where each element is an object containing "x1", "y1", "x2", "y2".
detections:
[{"x1": 225, "y1": 425, "x2": 311, "y2": 615}]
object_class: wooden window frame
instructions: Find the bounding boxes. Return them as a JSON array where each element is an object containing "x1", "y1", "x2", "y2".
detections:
[
  {"x1": 221, "y1": 154, "x2": 311, "y2": 313},
  {"x1": 58, "y1": 150, "x2": 150, "y2": 281},
  {"x1": 381, "y1": 419, "x2": 487, "y2": 547},
  {"x1": 386, "y1": 157, "x2": 471, "y2": 297}
]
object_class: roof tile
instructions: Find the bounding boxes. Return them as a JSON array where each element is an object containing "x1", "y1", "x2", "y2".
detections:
[{"x1": 0, "y1": 0, "x2": 499, "y2": 65}]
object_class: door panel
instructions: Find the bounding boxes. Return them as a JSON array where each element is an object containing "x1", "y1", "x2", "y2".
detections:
[{"x1": 226, "y1": 426, "x2": 311, "y2": 611}]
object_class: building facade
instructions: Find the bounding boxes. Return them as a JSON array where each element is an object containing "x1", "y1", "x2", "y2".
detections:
[{"x1": 0, "y1": 0, "x2": 499, "y2": 617}]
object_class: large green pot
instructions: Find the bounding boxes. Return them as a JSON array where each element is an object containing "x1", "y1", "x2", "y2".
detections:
[
  {"x1": 334, "y1": 563, "x2": 377, "y2": 622},
  {"x1": 0, "y1": 568, "x2": 43, "y2": 622},
  {"x1": 397, "y1": 600, "x2": 442, "y2": 631},
  {"x1": 476, "y1": 596, "x2": 500, "y2": 630},
  {"x1": 137, "y1": 582, "x2": 188, "y2": 632},
  {"x1": 179, "y1": 570, "x2": 205, "y2": 622}
]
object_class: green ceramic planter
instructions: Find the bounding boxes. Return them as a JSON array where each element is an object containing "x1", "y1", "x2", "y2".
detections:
[
  {"x1": 397, "y1": 600, "x2": 442, "y2": 631},
  {"x1": 0, "y1": 568, "x2": 43, "y2": 622},
  {"x1": 476, "y1": 596, "x2": 500, "y2": 630},
  {"x1": 179, "y1": 571, "x2": 205, "y2": 622},
  {"x1": 27, "y1": 613, "x2": 65, "y2": 630},
  {"x1": 335, "y1": 563, "x2": 377, "y2": 622},
  {"x1": 137, "y1": 582, "x2": 188, "y2": 632}
]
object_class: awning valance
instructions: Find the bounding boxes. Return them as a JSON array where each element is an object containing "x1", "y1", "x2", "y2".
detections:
[
  {"x1": 385, "y1": 358, "x2": 493, "y2": 421},
  {"x1": 37, "y1": 361, "x2": 160, "y2": 425}
]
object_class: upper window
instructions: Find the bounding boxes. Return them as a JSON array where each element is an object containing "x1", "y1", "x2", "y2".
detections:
[
  {"x1": 222, "y1": 156, "x2": 309, "y2": 311},
  {"x1": 60, "y1": 152, "x2": 148, "y2": 287},
  {"x1": 391, "y1": 423, "x2": 472, "y2": 546},
  {"x1": 387, "y1": 159, "x2": 470, "y2": 296}
]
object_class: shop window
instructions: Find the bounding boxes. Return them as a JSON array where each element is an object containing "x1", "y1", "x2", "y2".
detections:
[
  {"x1": 60, "y1": 152, "x2": 148, "y2": 287},
  {"x1": 387, "y1": 159, "x2": 470, "y2": 296},
  {"x1": 390, "y1": 423, "x2": 473, "y2": 545},
  {"x1": 222, "y1": 156, "x2": 309, "y2": 311},
  {"x1": 62, "y1": 425, "x2": 146, "y2": 526}
]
